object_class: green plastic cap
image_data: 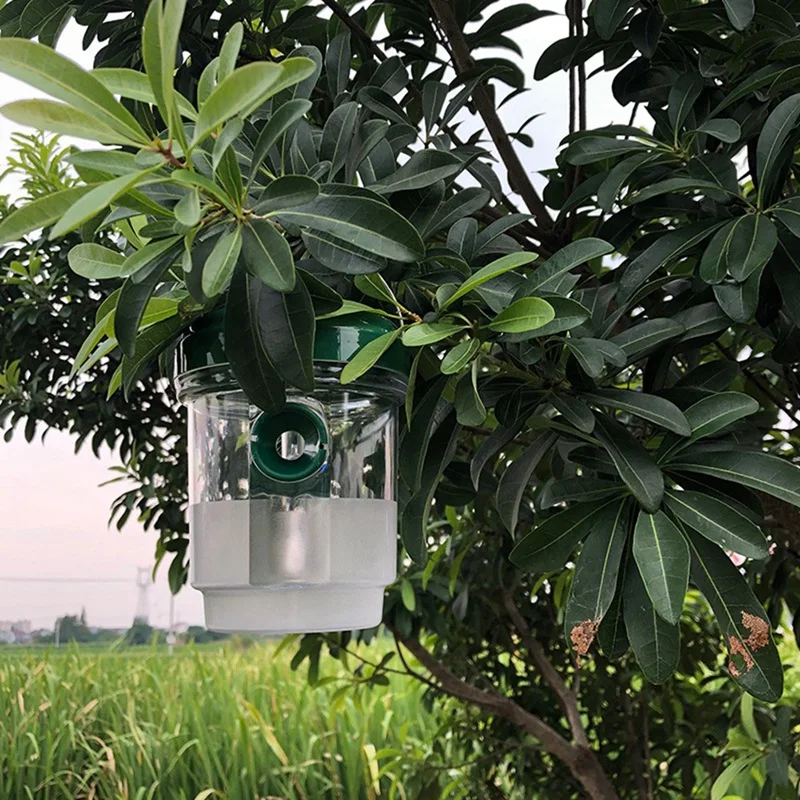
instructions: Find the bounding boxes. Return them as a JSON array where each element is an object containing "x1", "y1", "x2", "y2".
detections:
[{"x1": 179, "y1": 308, "x2": 409, "y2": 378}]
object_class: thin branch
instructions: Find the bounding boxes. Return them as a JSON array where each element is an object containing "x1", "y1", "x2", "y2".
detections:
[
  {"x1": 428, "y1": 0, "x2": 556, "y2": 239},
  {"x1": 621, "y1": 690, "x2": 650, "y2": 799},
  {"x1": 389, "y1": 624, "x2": 621, "y2": 800},
  {"x1": 320, "y1": 0, "x2": 386, "y2": 61},
  {"x1": 500, "y1": 586, "x2": 589, "y2": 749}
]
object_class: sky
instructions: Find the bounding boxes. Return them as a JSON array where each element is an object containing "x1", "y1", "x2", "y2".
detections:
[{"x1": 0, "y1": 2, "x2": 628, "y2": 631}]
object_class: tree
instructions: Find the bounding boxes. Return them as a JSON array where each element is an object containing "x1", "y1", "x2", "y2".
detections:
[
  {"x1": 1, "y1": 0, "x2": 799, "y2": 797},
  {"x1": 55, "y1": 614, "x2": 92, "y2": 644}
]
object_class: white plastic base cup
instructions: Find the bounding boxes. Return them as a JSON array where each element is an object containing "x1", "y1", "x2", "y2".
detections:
[{"x1": 203, "y1": 586, "x2": 386, "y2": 633}]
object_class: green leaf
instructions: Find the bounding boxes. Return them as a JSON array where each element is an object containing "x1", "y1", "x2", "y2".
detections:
[
  {"x1": 541, "y1": 478, "x2": 621, "y2": 508},
  {"x1": 197, "y1": 58, "x2": 219, "y2": 108},
  {"x1": 400, "y1": 579, "x2": 416, "y2": 612},
  {"x1": 92, "y1": 67, "x2": 197, "y2": 120},
  {"x1": 609, "y1": 318, "x2": 684, "y2": 362},
  {"x1": 510, "y1": 498, "x2": 616, "y2": 569},
  {"x1": 527, "y1": 297, "x2": 590, "y2": 337},
  {"x1": 514, "y1": 238, "x2": 614, "y2": 299},
  {"x1": 722, "y1": 0, "x2": 754, "y2": 30},
  {"x1": 696, "y1": 118, "x2": 741, "y2": 143},
  {"x1": 174, "y1": 189, "x2": 201, "y2": 227},
  {"x1": 0, "y1": 99, "x2": 138, "y2": 145},
  {"x1": 757, "y1": 94, "x2": 800, "y2": 206},
  {"x1": 0, "y1": 185, "x2": 94, "y2": 245},
  {"x1": 401, "y1": 412, "x2": 461, "y2": 564},
  {"x1": 487, "y1": 297, "x2": 555, "y2": 334},
  {"x1": 667, "y1": 72, "x2": 704, "y2": 133},
  {"x1": 51, "y1": 168, "x2": 158, "y2": 237},
  {"x1": 320, "y1": 101, "x2": 358, "y2": 179},
  {"x1": 340, "y1": 329, "x2": 402, "y2": 384},
  {"x1": 371, "y1": 150, "x2": 463, "y2": 195},
  {"x1": 0, "y1": 38, "x2": 148, "y2": 143},
  {"x1": 597, "y1": 549, "x2": 631, "y2": 660},
  {"x1": 68, "y1": 243, "x2": 127, "y2": 280},
  {"x1": 326, "y1": 32, "x2": 350, "y2": 98},
  {"x1": 659, "y1": 391, "x2": 759, "y2": 460},
  {"x1": 583, "y1": 389, "x2": 691, "y2": 436},
  {"x1": 201, "y1": 226, "x2": 242, "y2": 298},
  {"x1": 687, "y1": 531, "x2": 783, "y2": 701},
  {"x1": 699, "y1": 219, "x2": 739, "y2": 284},
  {"x1": 593, "y1": 0, "x2": 637, "y2": 39},
  {"x1": 422, "y1": 81, "x2": 448, "y2": 133},
  {"x1": 441, "y1": 338, "x2": 481, "y2": 375},
  {"x1": 629, "y1": 8, "x2": 663, "y2": 59},
  {"x1": 66, "y1": 150, "x2": 140, "y2": 176},
  {"x1": 241, "y1": 219, "x2": 295, "y2": 292},
  {"x1": 627, "y1": 178, "x2": 736, "y2": 205},
  {"x1": 400, "y1": 377, "x2": 448, "y2": 492},
  {"x1": 212, "y1": 118, "x2": 243, "y2": 172},
  {"x1": 276, "y1": 195, "x2": 424, "y2": 262},
  {"x1": 670, "y1": 449, "x2": 800, "y2": 509},
  {"x1": 632, "y1": 509, "x2": 689, "y2": 624},
  {"x1": 353, "y1": 273, "x2": 396, "y2": 306},
  {"x1": 224, "y1": 271, "x2": 286, "y2": 413},
  {"x1": 253, "y1": 175, "x2": 319, "y2": 215},
  {"x1": 497, "y1": 432, "x2": 557, "y2": 532},
  {"x1": 551, "y1": 394, "x2": 595, "y2": 434},
  {"x1": 440, "y1": 251, "x2": 537, "y2": 310},
  {"x1": 725, "y1": 215, "x2": 777, "y2": 281},
  {"x1": 594, "y1": 414, "x2": 664, "y2": 513},
  {"x1": 454, "y1": 362, "x2": 486, "y2": 426},
  {"x1": 563, "y1": 136, "x2": 649, "y2": 165},
  {"x1": 402, "y1": 322, "x2": 467, "y2": 347},
  {"x1": 247, "y1": 99, "x2": 311, "y2": 189},
  {"x1": 192, "y1": 58, "x2": 316, "y2": 145},
  {"x1": 298, "y1": 269, "x2": 342, "y2": 317},
  {"x1": 218, "y1": 21, "x2": 243, "y2": 82},
  {"x1": 565, "y1": 499, "x2": 629, "y2": 657},
  {"x1": 255, "y1": 279, "x2": 316, "y2": 392},
  {"x1": 711, "y1": 755, "x2": 762, "y2": 800},
  {"x1": 624, "y1": 559, "x2": 680, "y2": 683},
  {"x1": 170, "y1": 169, "x2": 235, "y2": 211},
  {"x1": 618, "y1": 223, "x2": 722, "y2": 303},
  {"x1": 664, "y1": 491, "x2": 769, "y2": 560},
  {"x1": 771, "y1": 197, "x2": 800, "y2": 238},
  {"x1": 114, "y1": 261, "x2": 171, "y2": 358},
  {"x1": 121, "y1": 314, "x2": 189, "y2": 399},
  {"x1": 567, "y1": 338, "x2": 605, "y2": 378}
]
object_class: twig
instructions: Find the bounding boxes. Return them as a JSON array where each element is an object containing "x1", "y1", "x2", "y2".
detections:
[
  {"x1": 320, "y1": 0, "x2": 387, "y2": 62},
  {"x1": 428, "y1": 0, "x2": 556, "y2": 239},
  {"x1": 500, "y1": 585, "x2": 589, "y2": 749}
]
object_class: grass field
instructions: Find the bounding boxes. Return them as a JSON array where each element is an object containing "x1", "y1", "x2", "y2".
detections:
[{"x1": 0, "y1": 640, "x2": 465, "y2": 800}]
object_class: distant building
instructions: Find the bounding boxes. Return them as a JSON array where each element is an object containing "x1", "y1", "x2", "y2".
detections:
[
  {"x1": 0, "y1": 620, "x2": 12, "y2": 633},
  {"x1": 0, "y1": 620, "x2": 34, "y2": 643},
  {"x1": 12, "y1": 620, "x2": 32, "y2": 635}
]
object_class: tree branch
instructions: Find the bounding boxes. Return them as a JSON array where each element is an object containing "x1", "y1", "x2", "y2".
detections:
[
  {"x1": 428, "y1": 0, "x2": 556, "y2": 239},
  {"x1": 500, "y1": 586, "x2": 589, "y2": 748},
  {"x1": 320, "y1": 0, "x2": 386, "y2": 61},
  {"x1": 389, "y1": 625, "x2": 621, "y2": 800}
]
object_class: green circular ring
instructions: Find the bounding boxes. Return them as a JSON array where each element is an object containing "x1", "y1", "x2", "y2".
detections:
[{"x1": 250, "y1": 403, "x2": 328, "y2": 483}]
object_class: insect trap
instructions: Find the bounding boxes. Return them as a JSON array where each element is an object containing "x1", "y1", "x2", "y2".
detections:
[{"x1": 176, "y1": 313, "x2": 408, "y2": 634}]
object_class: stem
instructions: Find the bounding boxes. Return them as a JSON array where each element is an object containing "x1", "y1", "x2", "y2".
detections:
[{"x1": 428, "y1": 0, "x2": 556, "y2": 239}]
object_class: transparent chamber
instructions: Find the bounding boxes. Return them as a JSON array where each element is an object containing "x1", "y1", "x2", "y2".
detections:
[{"x1": 176, "y1": 360, "x2": 404, "y2": 634}]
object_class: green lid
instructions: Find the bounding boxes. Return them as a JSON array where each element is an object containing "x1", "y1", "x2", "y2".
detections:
[{"x1": 179, "y1": 308, "x2": 409, "y2": 377}]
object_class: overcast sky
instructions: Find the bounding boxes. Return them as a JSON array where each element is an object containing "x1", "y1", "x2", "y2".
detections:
[{"x1": 0, "y1": 2, "x2": 628, "y2": 630}]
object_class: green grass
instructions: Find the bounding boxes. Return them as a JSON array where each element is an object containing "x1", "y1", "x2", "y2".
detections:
[{"x1": 0, "y1": 640, "x2": 459, "y2": 800}]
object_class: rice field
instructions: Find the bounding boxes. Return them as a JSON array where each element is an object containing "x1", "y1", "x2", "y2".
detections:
[{"x1": 0, "y1": 640, "x2": 466, "y2": 800}]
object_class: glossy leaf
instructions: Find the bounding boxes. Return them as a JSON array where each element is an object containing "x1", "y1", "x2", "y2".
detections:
[
  {"x1": 441, "y1": 338, "x2": 481, "y2": 375},
  {"x1": 442, "y1": 251, "x2": 537, "y2": 309},
  {"x1": 247, "y1": 99, "x2": 311, "y2": 188},
  {"x1": 633, "y1": 509, "x2": 689, "y2": 624},
  {"x1": 192, "y1": 59, "x2": 316, "y2": 145},
  {"x1": 670, "y1": 450, "x2": 800, "y2": 509},
  {"x1": 664, "y1": 490, "x2": 769, "y2": 560},
  {"x1": 371, "y1": 150, "x2": 463, "y2": 195},
  {"x1": 224, "y1": 271, "x2": 286, "y2": 413},
  {"x1": 487, "y1": 297, "x2": 555, "y2": 334},
  {"x1": 756, "y1": 94, "x2": 800, "y2": 205},
  {"x1": 455, "y1": 362, "x2": 486, "y2": 427},
  {"x1": 255, "y1": 279, "x2": 316, "y2": 392},
  {"x1": 583, "y1": 389, "x2": 691, "y2": 436},
  {"x1": 201, "y1": 226, "x2": 242, "y2": 298},
  {"x1": 725, "y1": 215, "x2": 777, "y2": 281},
  {"x1": 340, "y1": 329, "x2": 402, "y2": 384},
  {"x1": 0, "y1": 185, "x2": 93, "y2": 245},
  {"x1": 497, "y1": 432, "x2": 557, "y2": 532},
  {"x1": 687, "y1": 531, "x2": 783, "y2": 701},
  {"x1": 624, "y1": 560, "x2": 680, "y2": 683},
  {"x1": 276, "y1": 195, "x2": 424, "y2": 262},
  {"x1": 241, "y1": 219, "x2": 295, "y2": 292},
  {"x1": 510, "y1": 498, "x2": 617, "y2": 570},
  {"x1": 565, "y1": 499, "x2": 629, "y2": 657},
  {"x1": 68, "y1": 243, "x2": 127, "y2": 280},
  {"x1": 594, "y1": 414, "x2": 664, "y2": 512}
]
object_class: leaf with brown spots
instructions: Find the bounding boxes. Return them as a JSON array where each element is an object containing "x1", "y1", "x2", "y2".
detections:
[
  {"x1": 687, "y1": 530, "x2": 783, "y2": 702},
  {"x1": 564, "y1": 499, "x2": 630, "y2": 659}
]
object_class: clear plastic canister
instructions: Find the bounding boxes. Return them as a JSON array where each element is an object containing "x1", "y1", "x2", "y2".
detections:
[{"x1": 175, "y1": 315, "x2": 407, "y2": 634}]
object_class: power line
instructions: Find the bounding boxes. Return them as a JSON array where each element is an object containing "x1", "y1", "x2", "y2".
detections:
[{"x1": 0, "y1": 576, "x2": 135, "y2": 584}]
